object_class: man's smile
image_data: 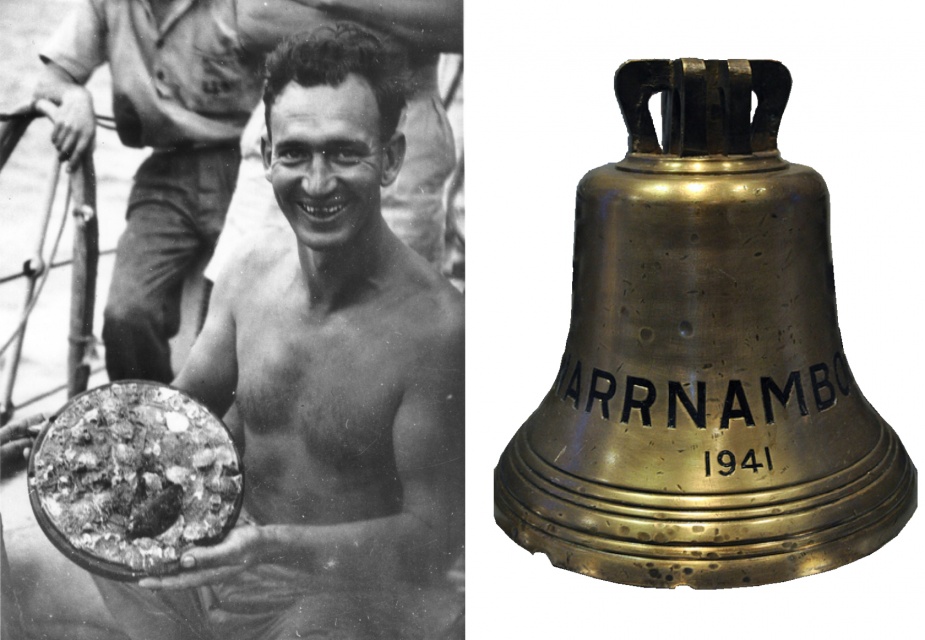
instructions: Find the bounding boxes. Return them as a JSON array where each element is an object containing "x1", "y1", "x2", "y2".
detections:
[{"x1": 296, "y1": 197, "x2": 348, "y2": 221}]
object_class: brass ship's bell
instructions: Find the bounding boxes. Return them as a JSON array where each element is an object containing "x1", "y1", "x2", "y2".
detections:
[{"x1": 494, "y1": 59, "x2": 917, "y2": 588}]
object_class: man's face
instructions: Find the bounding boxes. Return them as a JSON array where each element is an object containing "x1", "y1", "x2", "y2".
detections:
[{"x1": 263, "y1": 75, "x2": 404, "y2": 250}]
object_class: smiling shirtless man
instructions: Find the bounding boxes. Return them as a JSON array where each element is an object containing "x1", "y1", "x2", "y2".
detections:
[{"x1": 91, "y1": 24, "x2": 465, "y2": 640}]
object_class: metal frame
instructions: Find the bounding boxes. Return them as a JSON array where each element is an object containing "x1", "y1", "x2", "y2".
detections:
[{"x1": 0, "y1": 102, "x2": 99, "y2": 425}]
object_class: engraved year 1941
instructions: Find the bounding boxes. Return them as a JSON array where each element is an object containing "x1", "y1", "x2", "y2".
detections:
[{"x1": 704, "y1": 447, "x2": 773, "y2": 477}]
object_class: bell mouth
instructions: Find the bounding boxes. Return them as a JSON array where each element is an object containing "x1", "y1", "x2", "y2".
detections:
[
  {"x1": 495, "y1": 422, "x2": 916, "y2": 589},
  {"x1": 616, "y1": 151, "x2": 789, "y2": 175}
]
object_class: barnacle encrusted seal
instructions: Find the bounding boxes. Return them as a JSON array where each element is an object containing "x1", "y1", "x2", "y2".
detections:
[{"x1": 28, "y1": 381, "x2": 243, "y2": 581}]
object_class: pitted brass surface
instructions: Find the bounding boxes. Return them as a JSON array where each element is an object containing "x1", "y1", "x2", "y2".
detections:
[{"x1": 494, "y1": 59, "x2": 917, "y2": 588}]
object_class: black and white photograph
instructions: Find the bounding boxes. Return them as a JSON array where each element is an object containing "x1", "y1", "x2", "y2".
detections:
[
  {"x1": 1, "y1": 1, "x2": 463, "y2": 638},
  {"x1": 3, "y1": 0, "x2": 925, "y2": 639}
]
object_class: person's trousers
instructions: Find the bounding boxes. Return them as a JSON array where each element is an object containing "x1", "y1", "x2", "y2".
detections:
[
  {"x1": 92, "y1": 562, "x2": 463, "y2": 640},
  {"x1": 102, "y1": 145, "x2": 240, "y2": 383}
]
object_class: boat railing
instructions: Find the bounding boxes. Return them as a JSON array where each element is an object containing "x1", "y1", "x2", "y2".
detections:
[{"x1": 0, "y1": 100, "x2": 102, "y2": 425}]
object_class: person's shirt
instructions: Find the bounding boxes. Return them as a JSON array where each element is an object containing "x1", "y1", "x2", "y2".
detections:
[
  {"x1": 40, "y1": 0, "x2": 446, "y2": 150},
  {"x1": 39, "y1": 0, "x2": 281, "y2": 149}
]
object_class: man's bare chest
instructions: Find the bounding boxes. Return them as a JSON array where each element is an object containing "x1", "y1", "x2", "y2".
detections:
[{"x1": 233, "y1": 301, "x2": 416, "y2": 466}]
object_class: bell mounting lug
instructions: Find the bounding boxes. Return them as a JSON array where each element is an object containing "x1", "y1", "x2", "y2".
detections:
[{"x1": 615, "y1": 59, "x2": 791, "y2": 157}]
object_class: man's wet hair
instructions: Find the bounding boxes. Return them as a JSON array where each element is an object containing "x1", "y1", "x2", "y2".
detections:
[{"x1": 263, "y1": 22, "x2": 410, "y2": 141}]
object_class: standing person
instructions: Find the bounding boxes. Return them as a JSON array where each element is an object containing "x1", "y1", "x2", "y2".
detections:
[
  {"x1": 90, "y1": 23, "x2": 464, "y2": 639},
  {"x1": 35, "y1": 1, "x2": 461, "y2": 386},
  {"x1": 33, "y1": 0, "x2": 273, "y2": 383}
]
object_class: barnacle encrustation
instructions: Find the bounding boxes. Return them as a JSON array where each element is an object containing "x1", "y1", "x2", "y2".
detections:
[{"x1": 31, "y1": 382, "x2": 242, "y2": 577}]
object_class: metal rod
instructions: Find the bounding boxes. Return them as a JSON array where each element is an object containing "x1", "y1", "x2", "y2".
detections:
[
  {"x1": 0, "y1": 247, "x2": 116, "y2": 285},
  {"x1": 0, "y1": 157, "x2": 63, "y2": 424},
  {"x1": 17, "y1": 365, "x2": 107, "y2": 411},
  {"x1": 0, "y1": 112, "x2": 37, "y2": 173},
  {"x1": 67, "y1": 155, "x2": 98, "y2": 399},
  {"x1": 35, "y1": 157, "x2": 63, "y2": 258},
  {"x1": 0, "y1": 160, "x2": 66, "y2": 425}
]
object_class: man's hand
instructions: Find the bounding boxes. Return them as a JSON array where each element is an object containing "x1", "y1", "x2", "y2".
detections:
[
  {"x1": 0, "y1": 414, "x2": 47, "y2": 479},
  {"x1": 138, "y1": 524, "x2": 264, "y2": 590},
  {"x1": 49, "y1": 86, "x2": 95, "y2": 172}
]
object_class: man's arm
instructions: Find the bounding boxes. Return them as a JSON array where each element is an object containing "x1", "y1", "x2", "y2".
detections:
[
  {"x1": 33, "y1": 64, "x2": 95, "y2": 172},
  {"x1": 296, "y1": 0, "x2": 463, "y2": 52},
  {"x1": 171, "y1": 267, "x2": 239, "y2": 424},
  {"x1": 0, "y1": 415, "x2": 47, "y2": 479},
  {"x1": 238, "y1": 0, "x2": 462, "y2": 54},
  {"x1": 33, "y1": 0, "x2": 107, "y2": 171},
  {"x1": 141, "y1": 306, "x2": 465, "y2": 589}
]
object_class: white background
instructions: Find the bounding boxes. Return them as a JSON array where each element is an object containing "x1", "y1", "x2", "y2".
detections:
[{"x1": 464, "y1": 1, "x2": 924, "y2": 636}]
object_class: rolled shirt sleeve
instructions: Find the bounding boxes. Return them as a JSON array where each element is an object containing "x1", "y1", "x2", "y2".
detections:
[
  {"x1": 36, "y1": 0, "x2": 266, "y2": 148},
  {"x1": 39, "y1": 0, "x2": 107, "y2": 83}
]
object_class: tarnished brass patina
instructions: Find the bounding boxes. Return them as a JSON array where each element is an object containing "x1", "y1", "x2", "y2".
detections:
[{"x1": 494, "y1": 59, "x2": 917, "y2": 588}]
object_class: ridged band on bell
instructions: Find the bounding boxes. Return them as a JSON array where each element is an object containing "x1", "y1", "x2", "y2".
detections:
[{"x1": 494, "y1": 58, "x2": 917, "y2": 588}]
